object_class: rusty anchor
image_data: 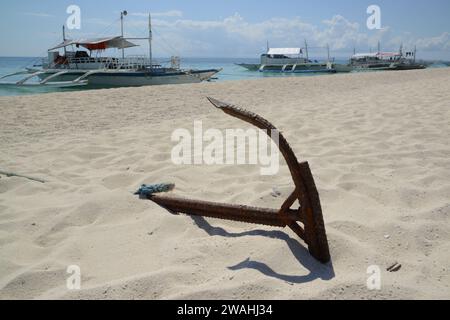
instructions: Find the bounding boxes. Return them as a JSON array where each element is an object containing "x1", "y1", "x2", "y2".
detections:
[{"x1": 138, "y1": 97, "x2": 331, "y2": 264}]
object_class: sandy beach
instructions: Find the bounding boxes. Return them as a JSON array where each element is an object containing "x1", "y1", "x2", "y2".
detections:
[{"x1": 0, "y1": 68, "x2": 449, "y2": 300}]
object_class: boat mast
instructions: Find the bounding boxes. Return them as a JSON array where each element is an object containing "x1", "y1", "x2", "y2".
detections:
[
  {"x1": 377, "y1": 41, "x2": 381, "y2": 54},
  {"x1": 122, "y1": 12, "x2": 153, "y2": 68},
  {"x1": 326, "y1": 43, "x2": 330, "y2": 62},
  {"x1": 62, "y1": 25, "x2": 67, "y2": 56},
  {"x1": 149, "y1": 13, "x2": 153, "y2": 70},
  {"x1": 304, "y1": 39, "x2": 309, "y2": 61},
  {"x1": 120, "y1": 10, "x2": 128, "y2": 59}
]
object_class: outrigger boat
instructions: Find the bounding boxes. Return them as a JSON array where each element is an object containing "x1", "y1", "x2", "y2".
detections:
[
  {"x1": 346, "y1": 44, "x2": 426, "y2": 72},
  {"x1": 0, "y1": 12, "x2": 221, "y2": 88},
  {"x1": 237, "y1": 41, "x2": 336, "y2": 74},
  {"x1": 349, "y1": 52, "x2": 425, "y2": 71}
]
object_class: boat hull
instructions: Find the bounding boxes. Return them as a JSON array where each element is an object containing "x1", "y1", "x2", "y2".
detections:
[
  {"x1": 332, "y1": 64, "x2": 353, "y2": 73},
  {"x1": 237, "y1": 63, "x2": 336, "y2": 74},
  {"x1": 37, "y1": 69, "x2": 220, "y2": 87},
  {"x1": 351, "y1": 63, "x2": 426, "y2": 72},
  {"x1": 390, "y1": 64, "x2": 426, "y2": 70}
]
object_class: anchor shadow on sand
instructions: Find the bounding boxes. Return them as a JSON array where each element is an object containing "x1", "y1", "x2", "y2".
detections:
[{"x1": 190, "y1": 216, "x2": 335, "y2": 284}]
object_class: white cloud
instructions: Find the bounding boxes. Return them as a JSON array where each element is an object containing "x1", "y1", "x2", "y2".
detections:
[
  {"x1": 386, "y1": 31, "x2": 450, "y2": 54},
  {"x1": 82, "y1": 12, "x2": 449, "y2": 58},
  {"x1": 416, "y1": 32, "x2": 450, "y2": 51},
  {"x1": 141, "y1": 13, "x2": 395, "y2": 56},
  {"x1": 318, "y1": 15, "x2": 367, "y2": 49},
  {"x1": 23, "y1": 12, "x2": 54, "y2": 18}
]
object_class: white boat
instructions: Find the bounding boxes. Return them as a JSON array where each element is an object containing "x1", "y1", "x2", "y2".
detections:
[
  {"x1": 237, "y1": 42, "x2": 336, "y2": 74},
  {"x1": 0, "y1": 12, "x2": 221, "y2": 88}
]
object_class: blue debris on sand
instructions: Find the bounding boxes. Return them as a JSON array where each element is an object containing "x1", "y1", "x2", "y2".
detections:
[{"x1": 135, "y1": 183, "x2": 175, "y2": 199}]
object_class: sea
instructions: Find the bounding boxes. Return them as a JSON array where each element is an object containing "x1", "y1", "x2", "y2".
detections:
[{"x1": 0, "y1": 56, "x2": 447, "y2": 97}]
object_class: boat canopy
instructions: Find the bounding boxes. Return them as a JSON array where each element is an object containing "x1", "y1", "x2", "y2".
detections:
[
  {"x1": 352, "y1": 52, "x2": 402, "y2": 59},
  {"x1": 48, "y1": 36, "x2": 138, "y2": 51},
  {"x1": 267, "y1": 48, "x2": 302, "y2": 56}
]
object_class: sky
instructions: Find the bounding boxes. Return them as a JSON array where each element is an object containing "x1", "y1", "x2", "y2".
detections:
[{"x1": 0, "y1": 0, "x2": 449, "y2": 59}]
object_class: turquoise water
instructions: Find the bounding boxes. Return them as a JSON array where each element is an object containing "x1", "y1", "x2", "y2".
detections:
[
  {"x1": 0, "y1": 56, "x2": 447, "y2": 96},
  {"x1": 0, "y1": 57, "x2": 65, "y2": 96}
]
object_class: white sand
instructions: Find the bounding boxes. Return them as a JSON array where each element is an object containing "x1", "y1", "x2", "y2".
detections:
[{"x1": 0, "y1": 68, "x2": 449, "y2": 300}]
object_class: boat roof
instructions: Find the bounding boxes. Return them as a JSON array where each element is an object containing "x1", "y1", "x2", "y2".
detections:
[
  {"x1": 267, "y1": 48, "x2": 302, "y2": 55},
  {"x1": 352, "y1": 52, "x2": 401, "y2": 58},
  {"x1": 48, "y1": 36, "x2": 138, "y2": 51}
]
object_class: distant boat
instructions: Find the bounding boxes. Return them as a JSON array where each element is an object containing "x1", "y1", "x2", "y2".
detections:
[
  {"x1": 0, "y1": 12, "x2": 221, "y2": 88},
  {"x1": 237, "y1": 42, "x2": 336, "y2": 74},
  {"x1": 344, "y1": 45, "x2": 426, "y2": 72},
  {"x1": 349, "y1": 52, "x2": 424, "y2": 71}
]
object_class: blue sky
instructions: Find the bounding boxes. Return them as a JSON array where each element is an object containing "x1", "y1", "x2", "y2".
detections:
[{"x1": 0, "y1": 0, "x2": 449, "y2": 59}]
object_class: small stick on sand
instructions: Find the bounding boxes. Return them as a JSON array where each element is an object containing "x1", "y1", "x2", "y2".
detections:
[
  {"x1": 0, "y1": 170, "x2": 46, "y2": 184},
  {"x1": 387, "y1": 262, "x2": 402, "y2": 272}
]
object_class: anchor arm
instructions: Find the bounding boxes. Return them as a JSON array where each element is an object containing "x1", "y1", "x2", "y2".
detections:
[{"x1": 150, "y1": 195, "x2": 304, "y2": 228}]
